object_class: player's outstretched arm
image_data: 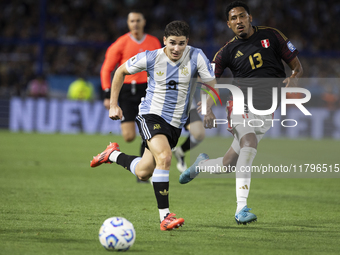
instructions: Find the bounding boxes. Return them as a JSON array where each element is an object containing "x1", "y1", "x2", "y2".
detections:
[
  {"x1": 109, "y1": 63, "x2": 131, "y2": 120},
  {"x1": 198, "y1": 79, "x2": 219, "y2": 129},
  {"x1": 283, "y1": 56, "x2": 303, "y2": 87}
]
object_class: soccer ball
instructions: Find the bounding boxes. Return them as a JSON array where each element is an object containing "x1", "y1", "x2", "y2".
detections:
[{"x1": 99, "y1": 217, "x2": 136, "y2": 251}]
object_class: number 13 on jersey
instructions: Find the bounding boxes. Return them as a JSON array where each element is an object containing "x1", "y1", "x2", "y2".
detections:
[{"x1": 248, "y1": 53, "x2": 263, "y2": 69}]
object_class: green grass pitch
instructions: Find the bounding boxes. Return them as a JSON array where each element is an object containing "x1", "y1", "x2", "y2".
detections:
[{"x1": 0, "y1": 130, "x2": 339, "y2": 255}]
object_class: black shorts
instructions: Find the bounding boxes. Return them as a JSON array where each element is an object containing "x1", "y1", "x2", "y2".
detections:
[
  {"x1": 135, "y1": 114, "x2": 182, "y2": 149},
  {"x1": 184, "y1": 108, "x2": 202, "y2": 131},
  {"x1": 118, "y1": 83, "x2": 147, "y2": 123}
]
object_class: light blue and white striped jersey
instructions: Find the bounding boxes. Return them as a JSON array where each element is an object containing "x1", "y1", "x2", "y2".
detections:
[{"x1": 126, "y1": 45, "x2": 215, "y2": 128}]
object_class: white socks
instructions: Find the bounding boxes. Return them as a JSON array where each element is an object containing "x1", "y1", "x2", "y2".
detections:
[
  {"x1": 159, "y1": 208, "x2": 170, "y2": 222},
  {"x1": 198, "y1": 157, "x2": 224, "y2": 173},
  {"x1": 175, "y1": 146, "x2": 184, "y2": 157},
  {"x1": 108, "y1": 151, "x2": 121, "y2": 162},
  {"x1": 197, "y1": 146, "x2": 257, "y2": 214},
  {"x1": 236, "y1": 147, "x2": 257, "y2": 213},
  {"x1": 129, "y1": 157, "x2": 141, "y2": 176}
]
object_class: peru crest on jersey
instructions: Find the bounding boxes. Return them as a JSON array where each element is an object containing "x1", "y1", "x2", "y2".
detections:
[{"x1": 261, "y1": 39, "x2": 270, "y2": 48}]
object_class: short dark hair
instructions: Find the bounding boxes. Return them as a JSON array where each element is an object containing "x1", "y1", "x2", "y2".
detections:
[
  {"x1": 225, "y1": 1, "x2": 250, "y2": 19},
  {"x1": 128, "y1": 10, "x2": 144, "y2": 18},
  {"x1": 164, "y1": 21, "x2": 190, "y2": 38}
]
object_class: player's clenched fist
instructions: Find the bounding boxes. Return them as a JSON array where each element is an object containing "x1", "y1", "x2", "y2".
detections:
[
  {"x1": 203, "y1": 111, "x2": 216, "y2": 129},
  {"x1": 109, "y1": 105, "x2": 123, "y2": 120}
]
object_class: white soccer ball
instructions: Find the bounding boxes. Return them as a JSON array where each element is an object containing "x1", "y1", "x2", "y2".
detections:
[{"x1": 99, "y1": 217, "x2": 136, "y2": 251}]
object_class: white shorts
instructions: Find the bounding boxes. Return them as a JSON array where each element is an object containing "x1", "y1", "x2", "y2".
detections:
[{"x1": 226, "y1": 101, "x2": 273, "y2": 154}]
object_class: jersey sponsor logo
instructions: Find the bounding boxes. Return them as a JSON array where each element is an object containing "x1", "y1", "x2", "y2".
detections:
[
  {"x1": 235, "y1": 50, "x2": 244, "y2": 58},
  {"x1": 287, "y1": 41, "x2": 296, "y2": 52},
  {"x1": 153, "y1": 124, "x2": 161, "y2": 130},
  {"x1": 180, "y1": 66, "x2": 189, "y2": 76},
  {"x1": 167, "y1": 80, "x2": 177, "y2": 90},
  {"x1": 156, "y1": 71, "x2": 164, "y2": 76},
  {"x1": 261, "y1": 39, "x2": 270, "y2": 48}
]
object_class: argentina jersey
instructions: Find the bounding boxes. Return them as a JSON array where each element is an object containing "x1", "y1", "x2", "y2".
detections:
[{"x1": 126, "y1": 46, "x2": 215, "y2": 128}]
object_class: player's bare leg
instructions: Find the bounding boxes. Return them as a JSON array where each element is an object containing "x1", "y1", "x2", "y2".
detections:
[
  {"x1": 131, "y1": 148, "x2": 155, "y2": 180},
  {"x1": 120, "y1": 122, "x2": 136, "y2": 143}
]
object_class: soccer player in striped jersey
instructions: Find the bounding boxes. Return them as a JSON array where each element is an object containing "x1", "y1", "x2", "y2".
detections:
[
  {"x1": 100, "y1": 12, "x2": 161, "y2": 183},
  {"x1": 179, "y1": 1, "x2": 303, "y2": 225},
  {"x1": 91, "y1": 21, "x2": 217, "y2": 230}
]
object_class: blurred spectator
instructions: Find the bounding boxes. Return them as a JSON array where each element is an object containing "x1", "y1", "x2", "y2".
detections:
[
  {"x1": 321, "y1": 85, "x2": 339, "y2": 111},
  {"x1": 0, "y1": 83, "x2": 11, "y2": 99},
  {"x1": 26, "y1": 74, "x2": 49, "y2": 98},
  {"x1": 304, "y1": 80, "x2": 323, "y2": 107},
  {"x1": 67, "y1": 76, "x2": 94, "y2": 101},
  {"x1": 0, "y1": 0, "x2": 339, "y2": 100}
]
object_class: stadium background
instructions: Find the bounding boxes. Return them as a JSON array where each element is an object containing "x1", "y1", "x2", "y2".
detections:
[
  {"x1": 1, "y1": 2, "x2": 340, "y2": 254},
  {"x1": 0, "y1": 0, "x2": 339, "y2": 138}
]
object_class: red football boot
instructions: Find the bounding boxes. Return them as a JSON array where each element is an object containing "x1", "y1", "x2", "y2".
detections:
[
  {"x1": 90, "y1": 142, "x2": 120, "y2": 167},
  {"x1": 160, "y1": 213, "x2": 184, "y2": 231}
]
